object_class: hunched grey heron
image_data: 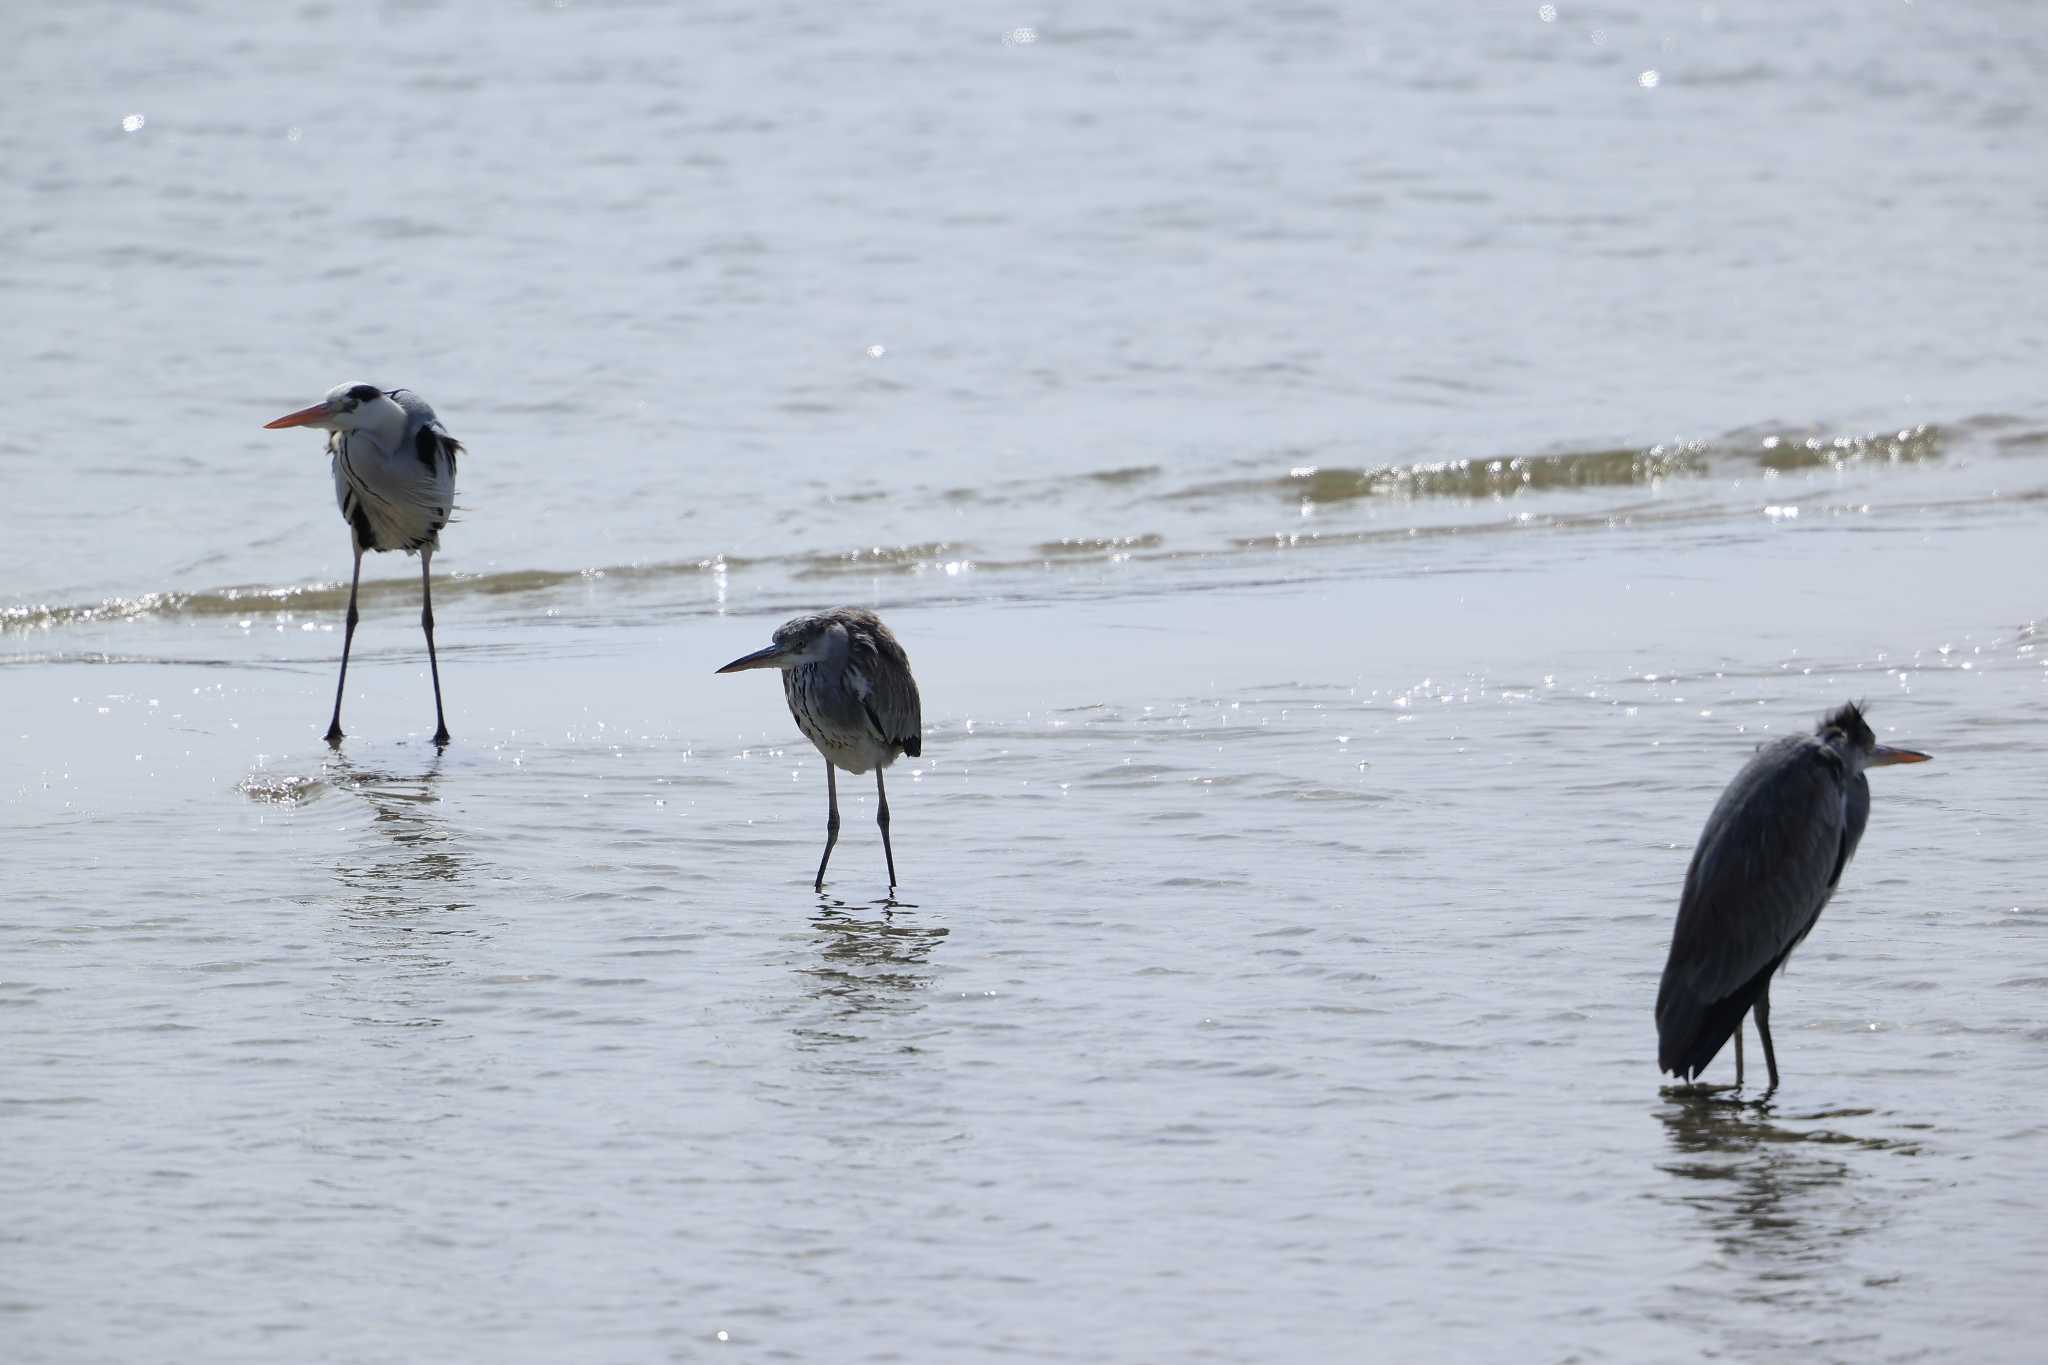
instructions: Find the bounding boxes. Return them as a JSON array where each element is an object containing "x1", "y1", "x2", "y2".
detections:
[
  {"x1": 265, "y1": 383, "x2": 463, "y2": 747},
  {"x1": 718, "y1": 608, "x2": 924, "y2": 892},
  {"x1": 1656, "y1": 701, "x2": 1931, "y2": 1091}
]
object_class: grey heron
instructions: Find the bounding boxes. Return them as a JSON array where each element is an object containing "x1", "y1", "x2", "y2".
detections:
[
  {"x1": 265, "y1": 383, "x2": 463, "y2": 747},
  {"x1": 1655, "y1": 701, "x2": 1930, "y2": 1091},
  {"x1": 717, "y1": 608, "x2": 923, "y2": 891}
]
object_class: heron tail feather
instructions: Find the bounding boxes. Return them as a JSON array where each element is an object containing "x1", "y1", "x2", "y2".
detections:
[{"x1": 1657, "y1": 974, "x2": 1767, "y2": 1080}]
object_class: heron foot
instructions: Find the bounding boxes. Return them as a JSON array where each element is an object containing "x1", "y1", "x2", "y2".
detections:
[
  {"x1": 324, "y1": 724, "x2": 345, "y2": 747},
  {"x1": 432, "y1": 726, "x2": 451, "y2": 747},
  {"x1": 1661, "y1": 1080, "x2": 1742, "y2": 1099}
]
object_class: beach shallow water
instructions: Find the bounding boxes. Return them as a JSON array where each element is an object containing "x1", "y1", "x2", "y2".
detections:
[{"x1": 5, "y1": 2, "x2": 2047, "y2": 1360}]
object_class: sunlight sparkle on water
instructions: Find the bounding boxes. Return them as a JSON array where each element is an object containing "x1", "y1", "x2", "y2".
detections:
[{"x1": 120, "y1": 114, "x2": 145, "y2": 133}]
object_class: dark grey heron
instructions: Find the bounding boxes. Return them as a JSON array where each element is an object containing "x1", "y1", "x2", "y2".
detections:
[
  {"x1": 1656, "y1": 702, "x2": 1930, "y2": 1091},
  {"x1": 717, "y1": 608, "x2": 923, "y2": 891},
  {"x1": 265, "y1": 383, "x2": 463, "y2": 747}
]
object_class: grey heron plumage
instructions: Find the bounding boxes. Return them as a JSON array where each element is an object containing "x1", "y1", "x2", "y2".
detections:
[
  {"x1": 1655, "y1": 701, "x2": 1930, "y2": 1091},
  {"x1": 265, "y1": 382, "x2": 462, "y2": 747},
  {"x1": 717, "y1": 607, "x2": 923, "y2": 892}
]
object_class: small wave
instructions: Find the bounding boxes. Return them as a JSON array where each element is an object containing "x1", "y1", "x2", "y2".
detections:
[
  {"x1": 2, "y1": 556, "x2": 748, "y2": 635},
  {"x1": 1173, "y1": 442, "x2": 1712, "y2": 505},
  {"x1": 1170, "y1": 423, "x2": 1951, "y2": 507},
  {"x1": 1754, "y1": 424, "x2": 1941, "y2": 471},
  {"x1": 3, "y1": 422, "x2": 1984, "y2": 639},
  {"x1": 1084, "y1": 464, "x2": 1163, "y2": 486},
  {"x1": 1033, "y1": 534, "x2": 1163, "y2": 557},
  {"x1": 792, "y1": 542, "x2": 971, "y2": 577}
]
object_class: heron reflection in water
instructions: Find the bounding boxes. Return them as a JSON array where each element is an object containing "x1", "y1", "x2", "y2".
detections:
[
  {"x1": 327, "y1": 749, "x2": 472, "y2": 917},
  {"x1": 315, "y1": 749, "x2": 481, "y2": 1033},
  {"x1": 794, "y1": 899, "x2": 949, "y2": 1050},
  {"x1": 1656, "y1": 702, "x2": 1930, "y2": 1092},
  {"x1": 1654, "y1": 1094, "x2": 1913, "y2": 1303}
]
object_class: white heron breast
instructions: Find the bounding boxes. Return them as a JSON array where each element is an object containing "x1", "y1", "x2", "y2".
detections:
[{"x1": 330, "y1": 431, "x2": 456, "y2": 554}]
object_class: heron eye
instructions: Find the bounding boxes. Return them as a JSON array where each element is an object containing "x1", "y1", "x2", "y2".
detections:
[{"x1": 347, "y1": 384, "x2": 382, "y2": 403}]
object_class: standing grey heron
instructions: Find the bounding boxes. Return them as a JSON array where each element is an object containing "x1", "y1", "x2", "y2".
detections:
[
  {"x1": 1656, "y1": 702, "x2": 1930, "y2": 1091},
  {"x1": 264, "y1": 383, "x2": 463, "y2": 747},
  {"x1": 717, "y1": 608, "x2": 923, "y2": 891}
]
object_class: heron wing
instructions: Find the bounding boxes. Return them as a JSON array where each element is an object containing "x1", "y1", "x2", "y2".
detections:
[
  {"x1": 1655, "y1": 737, "x2": 1848, "y2": 1072},
  {"x1": 851, "y1": 631, "x2": 923, "y2": 757},
  {"x1": 389, "y1": 390, "x2": 461, "y2": 477}
]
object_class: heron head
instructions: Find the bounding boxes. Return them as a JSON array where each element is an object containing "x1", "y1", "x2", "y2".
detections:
[
  {"x1": 264, "y1": 382, "x2": 399, "y2": 434},
  {"x1": 1821, "y1": 701, "x2": 1931, "y2": 771},
  {"x1": 715, "y1": 615, "x2": 842, "y2": 674}
]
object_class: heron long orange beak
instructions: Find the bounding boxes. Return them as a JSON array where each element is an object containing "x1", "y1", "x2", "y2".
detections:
[
  {"x1": 264, "y1": 402, "x2": 333, "y2": 430},
  {"x1": 716, "y1": 642, "x2": 788, "y2": 674},
  {"x1": 1870, "y1": 744, "x2": 1932, "y2": 766}
]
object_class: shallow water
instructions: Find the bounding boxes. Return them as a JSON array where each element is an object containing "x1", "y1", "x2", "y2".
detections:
[{"x1": 5, "y1": 2, "x2": 2048, "y2": 1361}]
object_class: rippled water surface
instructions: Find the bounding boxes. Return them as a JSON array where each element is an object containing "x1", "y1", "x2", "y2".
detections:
[{"x1": 6, "y1": 2, "x2": 2048, "y2": 1361}]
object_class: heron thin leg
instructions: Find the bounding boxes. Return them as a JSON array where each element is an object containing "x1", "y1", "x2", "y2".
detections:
[
  {"x1": 326, "y1": 546, "x2": 365, "y2": 747},
  {"x1": 814, "y1": 764, "x2": 840, "y2": 892},
  {"x1": 1754, "y1": 986, "x2": 1780, "y2": 1091},
  {"x1": 420, "y1": 548, "x2": 450, "y2": 746},
  {"x1": 1734, "y1": 1022, "x2": 1745, "y2": 1089},
  {"x1": 876, "y1": 769, "x2": 898, "y2": 888}
]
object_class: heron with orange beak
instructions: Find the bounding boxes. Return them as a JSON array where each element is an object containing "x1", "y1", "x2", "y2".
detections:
[
  {"x1": 265, "y1": 383, "x2": 463, "y2": 746},
  {"x1": 1656, "y1": 702, "x2": 1932, "y2": 1091}
]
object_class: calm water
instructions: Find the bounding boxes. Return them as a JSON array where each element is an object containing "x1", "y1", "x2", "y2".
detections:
[{"x1": 5, "y1": 2, "x2": 2048, "y2": 1361}]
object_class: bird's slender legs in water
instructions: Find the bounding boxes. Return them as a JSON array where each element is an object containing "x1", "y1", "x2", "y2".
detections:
[
  {"x1": 815, "y1": 764, "x2": 841, "y2": 892},
  {"x1": 420, "y1": 548, "x2": 450, "y2": 746},
  {"x1": 1734, "y1": 1024, "x2": 1745, "y2": 1089},
  {"x1": 1754, "y1": 986, "x2": 1780, "y2": 1091},
  {"x1": 326, "y1": 545, "x2": 365, "y2": 747},
  {"x1": 876, "y1": 769, "x2": 897, "y2": 888}
]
